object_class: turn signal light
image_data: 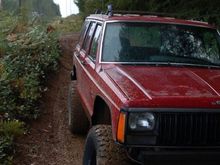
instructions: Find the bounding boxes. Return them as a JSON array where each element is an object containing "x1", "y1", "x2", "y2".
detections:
[{"x1": 117, "y1": 112, "x2": 126, "y2": 143}]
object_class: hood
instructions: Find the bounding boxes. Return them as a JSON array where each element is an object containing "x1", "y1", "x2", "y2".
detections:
[{"x1": 104, "y1": 65, "x2": 220, "y2": 108}]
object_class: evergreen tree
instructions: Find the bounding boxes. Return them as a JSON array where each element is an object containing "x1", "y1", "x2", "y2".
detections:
[
  {"x1": 74, "y1": 0, "x2": 220, "y2": 27},
  {"x1": 2, "y1": 0, "x2": 60, "y2": 21}
]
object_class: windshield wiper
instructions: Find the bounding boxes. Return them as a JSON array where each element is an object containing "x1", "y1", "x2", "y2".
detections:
[
  {"x1": 120, "y1": 61, "x2": 220, "y2": 68},
  {"x1": 150, "y1": 54, "x2": 220, "y2": 67}
]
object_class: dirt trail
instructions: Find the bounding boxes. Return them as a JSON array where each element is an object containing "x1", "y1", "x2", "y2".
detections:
[{"x1": 13, "y1": 33, "x2": 85, "y2": 165}]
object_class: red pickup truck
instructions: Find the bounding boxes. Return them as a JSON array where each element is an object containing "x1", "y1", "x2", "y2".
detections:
[{"x1": 68, "y1": 10, "x2": 220, "y2": 165}]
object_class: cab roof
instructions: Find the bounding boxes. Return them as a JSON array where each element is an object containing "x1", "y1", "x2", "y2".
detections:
[{"x1": 87, "y1": 14, "x2": 215, "y2": 29}]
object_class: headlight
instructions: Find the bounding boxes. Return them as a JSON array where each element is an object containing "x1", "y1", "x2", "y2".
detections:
[{"x1": 129, "y1": 112, "x2": 155, "y2": 131}]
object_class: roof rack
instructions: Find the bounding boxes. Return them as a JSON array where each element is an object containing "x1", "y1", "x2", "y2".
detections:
[
  {"x1": 93, "y1": 5, "x2": 183, "y2": 19},
  {"x1": 92, "y1": 6, "x2": 213, "y2": 26},
  {"x1": 112, "y1": 10, "x2": 176, "y2": 17}
]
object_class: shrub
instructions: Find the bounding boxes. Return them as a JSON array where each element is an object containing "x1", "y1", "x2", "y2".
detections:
[
  {"x1": 0, "y1": 11, "x2": 60, "y2": 164},
  {"x1": 51, "y1": 15, "x2": 83, "y2": 34},
  {"x1": 0, "y1": 136, "x2": 13, "y2": 165},
  {"x1": 0, "y1": 11, "x2": 18, "y2": 57},
  {"x1": 0, "y1": 121, "x2": 24, "y2": 138},
  {"x1": 0, "y1": 121, "x2": 24, "y2": 165},
  {"x1": 1, "y1": 25, "x2": 60, "y2": 120}
]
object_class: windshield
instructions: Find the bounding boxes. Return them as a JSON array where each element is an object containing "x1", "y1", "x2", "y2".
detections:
[{"x1": 102, "y1": 22, "x2": 220, "y2": 66}]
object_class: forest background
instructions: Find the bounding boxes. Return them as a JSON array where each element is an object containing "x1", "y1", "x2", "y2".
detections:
[{"x1": 75, "y1": 0, "x2": 220, "y2": 27}]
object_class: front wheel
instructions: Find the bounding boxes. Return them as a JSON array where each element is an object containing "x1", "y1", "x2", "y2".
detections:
[{"x1": 83, "y1": 125, "x2": 130, "y2": 165}]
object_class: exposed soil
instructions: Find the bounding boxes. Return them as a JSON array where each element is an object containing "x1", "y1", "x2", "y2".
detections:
[{"x1": 13, "y1": 33, "x2": 85, "y2": 165}]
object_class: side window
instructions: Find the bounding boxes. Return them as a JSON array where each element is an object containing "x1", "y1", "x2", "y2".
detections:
[
  {"x1": 79, "y1": 21, "x2": 89, "y2": 46},
  {"x1": 82, "y1": 22, "x2": 96, "y2": 51},
  {"x1": 89, "y1": 25, "x2": 102, "y2": 60}
]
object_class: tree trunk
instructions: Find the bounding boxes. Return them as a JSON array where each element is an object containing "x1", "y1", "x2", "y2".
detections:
[
  {"x1": 0, "y1": 0, "x2": 2, "y2": 10},
  {"x1": 19, "y1": 0, "x2": 21, "y2": 7}
]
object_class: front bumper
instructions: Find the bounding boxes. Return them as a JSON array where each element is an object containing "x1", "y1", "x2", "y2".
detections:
[{"x1": 127, "y1": 147, "x2": 220, "y2": 164}]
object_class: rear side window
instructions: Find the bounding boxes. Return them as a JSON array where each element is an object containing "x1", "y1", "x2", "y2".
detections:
[
  {"x1": 82, "y1": 22, "x2": 96, "y2": 51},
  {"x1": 89, "y1": 25, "x2": 102, "y2": 60},
  {"x1": 78, "y1": 21, "x2": 89, "y2": 46}
]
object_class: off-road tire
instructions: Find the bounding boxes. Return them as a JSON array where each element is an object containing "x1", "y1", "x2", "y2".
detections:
[
  {"x1": 83, "y1": 125, "x2": 130, "y2": 165},
  {"x1": 67, "y1": 82, "x2": 89, "y2": 134}
]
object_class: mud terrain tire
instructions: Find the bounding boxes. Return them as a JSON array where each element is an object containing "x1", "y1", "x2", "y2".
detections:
[
  {"x1": 83, "y1": 125, "x2": 129, "y2": 165},
  {"x1": 67, "y1": 82, "x2": 89, "y2": 134}
]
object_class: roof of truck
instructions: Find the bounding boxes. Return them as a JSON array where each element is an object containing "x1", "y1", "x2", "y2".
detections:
[{"x1": 87, "y1": 13, "x2": 215, "y2": 29}]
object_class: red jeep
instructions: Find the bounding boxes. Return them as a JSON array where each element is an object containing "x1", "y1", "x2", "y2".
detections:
[{"x1": 68, "y1": 10, "x2": 220, "y2": 165}]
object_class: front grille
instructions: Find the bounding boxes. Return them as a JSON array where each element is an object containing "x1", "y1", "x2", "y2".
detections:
[{"x1": 157, "y1": 112, "x2": 220, "y2": 146}]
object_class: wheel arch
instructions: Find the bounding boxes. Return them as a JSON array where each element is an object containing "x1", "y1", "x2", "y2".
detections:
[
  {"x1": 92, "y1": 95, "x2": 112, "y2": 126},
  {"x1": 71, "y1": 65, "x2": 77, "y2": 80}
]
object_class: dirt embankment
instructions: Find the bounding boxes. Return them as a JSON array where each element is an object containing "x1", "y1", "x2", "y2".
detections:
[{"x1": 13, "y1": 33, "x2": 85, "y2": 165}]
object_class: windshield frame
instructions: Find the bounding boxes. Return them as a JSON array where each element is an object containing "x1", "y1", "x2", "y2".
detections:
[{"x1": 100, "y1": 21, "x2": 220, "y2": 68}]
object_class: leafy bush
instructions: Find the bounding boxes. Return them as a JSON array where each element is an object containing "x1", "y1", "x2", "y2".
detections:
[
  {"x1": 0, "y1": 136, "x2": 13, "y2": 165},
  {"x1": 0, "y1": 10, "x2": 60, "y2": 164},
  {"x1": 1, "y1": 25, "x2": 60, "y2": 120},
  {"x1": 0, "y1": 11, "x2": 18, "y2": 57},
  {"x1": 0, "y1": 121, "x2": 24, "y2": 165},
  {"x1": 0, "y1": 120, "x2": 24, "y2": 137},
  {"x1": 51, "y1": 15, "x2": 83, "y2": 34}
]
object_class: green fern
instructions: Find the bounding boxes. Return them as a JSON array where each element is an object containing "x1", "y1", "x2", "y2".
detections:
[{"x1": 0, "y1": 120, "x2": 24, "y2": 137}]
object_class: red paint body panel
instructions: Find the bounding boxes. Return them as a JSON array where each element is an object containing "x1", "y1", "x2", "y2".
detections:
[
  {"x1": 104, "y1": 65, "x2": 220, "y2": 108},
  {"x1": 74, "y1": 55, "x2": 126, "y2": 139},
  {"x1": 73, "y1": 14, "x2": 220, "y2": 142}
]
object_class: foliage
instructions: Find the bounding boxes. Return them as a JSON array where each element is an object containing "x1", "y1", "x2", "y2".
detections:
[
  {"x1": 0, "y1": 10, "x2": 60, "y2": 164},
  {"x1": 2, "y1": 0, "x2": 61, "y2": 22},
  {"x1": 1, "y1": 26, "x2": 60, "y2": 120},
  {"x1": 51, "y1": 15, "x2": 83, "y2": 34},
  {"x1": 31, "y1": 0, "x2": 61, "y2": 21},
  {"x1": 0, "y1": 120, "x2": 24, "y2": 164},
  {"x1": 0, "y1": 136, "x2": 13, "y2": 165},
  {"x1": 0, "y1": 11, "x2": 18, "y2": 56},
  {"x1": 0, "y1": 7, "x2": 82, "y2": 163},
  {"x1": 74, "y1": 0, "x2": 86, "y2": 13},
  {"x1": 2, "y1": 0, "x2": 19, "y2": 13},
  {"x1": 74, "y1": 0, "x2": 220, "y2": 27},
  {"x1": 0, "y1": 121, "x2": 24, "y2": 138}
]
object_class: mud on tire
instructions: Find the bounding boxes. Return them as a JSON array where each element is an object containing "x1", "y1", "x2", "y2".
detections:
[
  {"x1": 83, "y1": 125, "x2": 130, "y2": 165},
  {"x1": 67, "y1": 82, "x2": 89, "y2": 134}
]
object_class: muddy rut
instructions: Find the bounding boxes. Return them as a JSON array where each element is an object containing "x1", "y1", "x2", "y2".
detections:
[{"x1": 14, "y1": 33, "x2": 85, "y2": 165}]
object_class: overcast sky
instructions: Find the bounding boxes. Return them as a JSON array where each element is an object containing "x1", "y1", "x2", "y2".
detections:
[{"x1": 53, "y1": 0, "x2": 79, "y2": 17}]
